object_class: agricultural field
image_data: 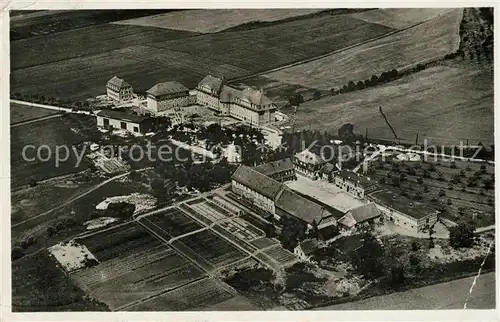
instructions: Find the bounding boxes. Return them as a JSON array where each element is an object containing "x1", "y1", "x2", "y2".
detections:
[
  {"x1": 10, "y1": 116, "x2": 93, "y2": 188},
  {"x1": 368, "y1": 157, "x2": 495, "y2": 227},
  {"x1": 10, "y1": 102, "x2": 59, "y2": 124},
  {"x1": 262, "y1": 245, "x2": 299, "y2": 267},
  {"x1": 263, "y1": 8, "x2": 463, "y2": 91},
  {"x1": 12, "y1": 251, "x2": 108, "y2": 311},
  {"x1": 251, "y1": 237, "x2": 280, "y2": 249},
  {"x1": 124, "y1": 277, "x2": 236, "y2": 311},
  {"x1": 11, "y1": 12, "x2": 394, "y2": 101},
  {"x1": 113, "y1": 9, "x2": 327, "y2": 33},
  {"x1": 153, "y1": 14, "x2": 394, "y2": 73},
  {"x1": 72, "y1": 238, "x2": 205, "y2": 310},
  {"x1": 289, "y1": 65, "x2": 494, "y2": 146},
  {"x1": 351, "y1": 8, "x2": 452, "y2": 29}
]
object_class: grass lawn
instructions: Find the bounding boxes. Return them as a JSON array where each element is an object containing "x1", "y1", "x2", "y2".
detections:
[
  {"x1": 264, "y1": 8, "x2": 462, "y2": 91},
  {"x1": 11, "y1": 251, "x2": 109, "y2": 311},
  {"x1": 10, "y1": 116, "x2": 93, "y2": 188},
  {"x1": 10, "y1": 102, "x2": 59, "y2": 124},
  {"x1": 289, "y1": 65, "x2": 493, "y2": 146}
]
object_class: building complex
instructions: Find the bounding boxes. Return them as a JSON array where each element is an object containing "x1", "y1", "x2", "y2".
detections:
[{"x1": 106, "y1": 76, "x2": 133, "y2": 102}]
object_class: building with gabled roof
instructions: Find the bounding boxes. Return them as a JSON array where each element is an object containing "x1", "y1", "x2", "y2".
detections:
[
  {"x1": 294, "y1": 239, "x2": 319, "y2": 261},
  {"x1": 96, "y1": 109, "x2": 153, "y2": 134},
  {"x1": 333, "y1": 169, "x2": 378, "y2": 198},
  {"x1": 195, "y1": 74, "x2": 276, "y2": 127},
  {"x1": 146, "y1": 81, "x2": 190, "y2": 113},
  {"x1": 106, "y1": 76, "x2": 133, "y2": 102},
  {"x1": 254, "y1": 158, "x2": 296, "y2": 182},
  {"x1": 293, "y1": 148, "x2": 327, "y2": 178},
  {"x1": 337, "y1": 202, "x2": 381, "y2": 230},
  {"x1": 231, "y1": 165, "x2": 284, "y2": 214}
]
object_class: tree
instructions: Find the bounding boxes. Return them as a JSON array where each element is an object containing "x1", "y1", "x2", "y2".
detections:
[
  {"x1": 450, "y1": 161, "x2": 457, "y2": 169},
  {"x1": 349, "y1": 232, "x2": 385, "y2": 279},
  {"x1": 313, "y1": 90, "x2": 322, "y2": 101},
  {"x1": 12, "y1": 246, "x2": 25, "y2": 260},
  {"x1": 329, "y1": 88, "x2": 337, "y2": 96},
  {"x1": 356, "y1": 81, "x2": 365, "y2": 90},
  {"x1": 449, "y1": 221, "x2": 476, "y2": 248},
  {"x1": 347, "y1": 80, "x2": 356, "y2": 92},
  {"x1": 47, "y1": 226, "x2": 56, "y2": 237},
  {"x1": 279, "y1": 216, "x2": 306, "y2": 251},
  {"x1": 106, "y1": 202, "x2": 136, "y2": 219},
  {"x1": 129, "y1": 170, "x2": 142, "y2": 182},
  {"x1": 288, "y1": 93, "x2": 304, "y2": 106},
  {"x1": 438, "y1": 189, "x2": 446, "y2": 197},
  {"x1": 370, "y1": 75, "x2": 379, "y2": 85},
  {"x1": 151, "y1": 178, "x2": 167, "y2": 198}
]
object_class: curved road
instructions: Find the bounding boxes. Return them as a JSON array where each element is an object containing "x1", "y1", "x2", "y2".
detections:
[{"x1": 317, "y1": 272, "x2": 495, "y2": 310}]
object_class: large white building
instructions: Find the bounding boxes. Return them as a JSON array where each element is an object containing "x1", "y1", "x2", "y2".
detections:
[
  {"x1": 196, "y1": 74, "x2": 276, "y2": 127},
  {"x1": 146, "y1": 81, "x2": 190, "y2": 113},
  {"x1": 96, "y1": 109, "x2": 153, "y2": 134},
  {"x1": 106, "y1": 76, "x2": 133, "y2": 102}
]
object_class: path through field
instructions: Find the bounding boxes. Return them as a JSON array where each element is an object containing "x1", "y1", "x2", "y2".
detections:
[
  {"x1": 12, "y1": 168, "x2": 151, "y2": 229},
  {"x1": 11, "y1": 114, "x2": 62, "y2": 128}
]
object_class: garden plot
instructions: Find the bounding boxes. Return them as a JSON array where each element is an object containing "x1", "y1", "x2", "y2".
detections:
[
  {"x1": 76, "y1": 222, "x2": 159, "y2": 262},
  {"x1": 71, "y1": 240, "x2": 205, "y2": 311},
  {"x1": 185, "y1": 199, "x2": 233, "y2": 223},
  {"x1": 218, "y1": 217, "x2": 265, "y2": 242},
  {"x1": 251, "y1": 237, "x2": 279, "y2": 250},
  {"x1": 143, "y1": 207, "x2": 206, "y2": 239},
  {"x1": 176, "y1": 229, "x2": 247, "y2": 268},
  {"x1": 124, "y1": 277, "x2": 236, "y2": 311},
  {"x1": 49, "y1": 240, "x2": 98, "y2": 273},
  {"x1": 263, "y1": 245, "x2": 299, "y2": 267}
]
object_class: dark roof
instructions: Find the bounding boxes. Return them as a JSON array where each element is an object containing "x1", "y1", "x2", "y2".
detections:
[
  {"x1": 220, "y1": 85, "x2": 241, "y2": 103},
  {"x1": 293, "y1": 190, "x2": 346, "y2": 220},
  {"x1": 275, "y1": 188, "x2": 331, "y2": 224},
  {"x1": 298, "y1": 239, "x2": 319, "y2": 255},
  {"x1": 96, "y1": 109, "x2": 151, "y2": 123},
  {"x1": 241, "y1": 87, "x2": 273, "y2": 106},
  {"x1": 294, "y1": 149, "x2": 326, "y2": 165},
  {"x1": 254, "y1": 158, "x2": 294, "y2": 177},
  {"x1": 231, "y1": 165, "x2": 284, "y2": 200},
  {"x1": 339, "y1": 203, "x2": 381, "y2": 228},
  {"x1": 147, "y1": 81, "x2": 189, "y2": 96},
  {"x1": 107, "y1": 76, "x2": 131, "y2": 89},
  {"x1": 336, "y1": 170, "x2": 375, "y2": 187},
  {"x1": 370, "y1": 190, "x2": 439, "y2": 220},
  {"x1": 198, "y1": 74, "x2": 224, "y2": 93}
]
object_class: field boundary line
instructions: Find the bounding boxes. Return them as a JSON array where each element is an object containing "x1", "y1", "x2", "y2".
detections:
[
  {"x1": 114, "y1": 275, "x2": 209, "y2": 311},
  {"x1": 12, "y1": 167, "x2": 152, "y2": 228},
  {"x1": 227, "y1": 8, "x2": 456, "y2": 84},
  {"x1": 10, "y1": 113, "x2": 63, "y2": 127}
]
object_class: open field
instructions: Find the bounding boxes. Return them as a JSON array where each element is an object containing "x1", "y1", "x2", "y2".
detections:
[
  {"x1": 124, "y1": 278, "x2": 235, "y2": 311},
  {"x1": 11, "y1": 24, "x2": 197, "y2": 70},
  {"x1": 152, "y1": 15, "x2": 394, "y2": 73},
  {"x1": 264, "y1": 8, "x2": 462, "y2": 91},
  {"x1": 72, "y1": 239, "x2": 205, "y2": 310},
  {"x1": 113, "y1": 9, "x2": 327, "y2": 33},
  {"x1": 12, "y1": 251, "x2": 108, "y2": 311},
  {"x1": 11, "y1": 14, "x2": 393, "y2": 101},
  {"x1": 351, "y1": 8, "x2": 453, "y2": 29},
  {"x1": 10, "y1": 102, "x2": 59, "y2": 124},
  {"x1": 11, "y1": 45, "x2": 248, "y2": 101},
  {"x1": 10, "y1": 116, "x2": 93, "y2": 188},
  {"x1": 289, "y1": 65, "x2": 494, "y2": 146},
  {"x1": 11, "y1": 175, "x2": 97, "y2": 225},
  {"x1": 10, "y1": 10, "x2": 177, "y2": 40}
]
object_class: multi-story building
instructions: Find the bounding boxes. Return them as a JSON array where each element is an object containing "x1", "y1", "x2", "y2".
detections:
[
  {"x1": 369, "y1": 191, "x2": 439, "y2": 232},
  {"x1": 195, "y1": 74, "x2": 276, "y2": 127},
  {"x1": 146, "y1": 81, "x2": 190, "y2": 113},
  {"x1": 293, "y1": 149, "x2": 327, "y2": 178},
  {"x1": 106, "y1": 76, "x2": 133, "y2": 102},
  {"x1": 96, "y1": 109, "x2": 153, "y2": 134},
  {"x1": 333, "y1": 170, "x2": 378, "y2": 198},
  {"x1": 254, "y1": 158, "x2": 296, "y2": 182}
]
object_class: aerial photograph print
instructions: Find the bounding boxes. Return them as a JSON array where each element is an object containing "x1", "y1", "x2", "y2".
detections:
[{"x1": 7, "y1": 7, "x2": 495, "y2": 313}]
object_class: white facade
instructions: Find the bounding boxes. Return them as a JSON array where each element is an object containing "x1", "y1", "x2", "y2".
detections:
[
  {"x1": 374, "y1": 203, "x2": 438, "y2": 232},
  {"x1": 107, "y1": 85, "x2": 132, "y2": 102},
  {"x1": 147, "y1": 94, "x2": 190, "y2": 113},
  {"x1": 334, "y1": 176, "x2": 365, "y2": 198},
  {"x1": 97, "y1": 115, "x2": 142, "y2": 133},
  {"x1": 231, "y1": 179, "x2": 275, "y2": 214}
]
